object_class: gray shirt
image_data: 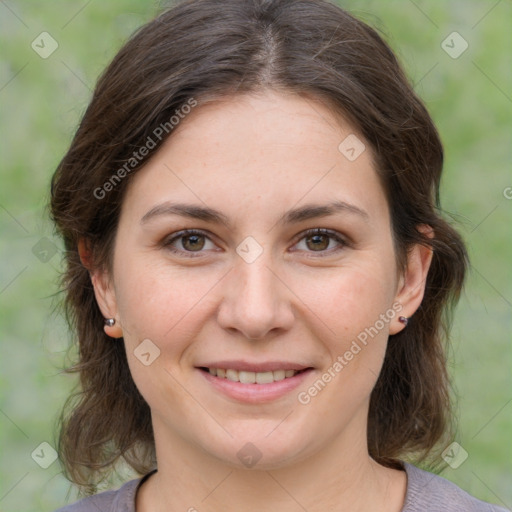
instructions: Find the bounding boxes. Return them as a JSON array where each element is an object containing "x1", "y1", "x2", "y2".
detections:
[{"x1": 55, "y1": 462, "x2": 509, "y2": 511}]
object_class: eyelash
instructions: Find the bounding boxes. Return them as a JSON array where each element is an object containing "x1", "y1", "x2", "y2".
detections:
[{"x1": 162, "y1": 228, "x2": 348, "y2": 258}]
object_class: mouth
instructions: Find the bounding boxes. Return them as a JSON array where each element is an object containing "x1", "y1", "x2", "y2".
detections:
[
  {"x1": 195, "y1": 363, "x2": 314, "y2": 403},
  {"x1": 198, "y1": 366, "x2": 309, "y2": 384}
]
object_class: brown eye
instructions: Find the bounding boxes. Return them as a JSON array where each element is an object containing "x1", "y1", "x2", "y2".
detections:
[
  {"x1": 305, "y1": 233, "x2": 330, "y2": 251},
  {"x1": 293, "y1": 228, "x2": 347, "y2": 255},
  {"x1": 164, "y1": 229, "x2": 216, "y2": 257},
  {"x1": 181, "y1": 233, "x2": 205, "y2": 251}
]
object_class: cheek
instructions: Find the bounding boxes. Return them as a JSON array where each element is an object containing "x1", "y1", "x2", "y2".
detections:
[
  {"x1": 296, "y1": 257, "x2": 398, "y2": 397},
  {"x1": 114, "y1": 256, "x2": 222, "y2": 351},
  {"x1": 297, "y1": 259, "x2": 398, "y2": 339},
  {"x1": 113, "y1": 259, "x2": 220, "y2": 412},
  {"x1": 293, "y1": 267, "x2": 396, "y2": 416}
]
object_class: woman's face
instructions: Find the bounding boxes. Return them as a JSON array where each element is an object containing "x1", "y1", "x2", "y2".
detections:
[{"x1": 93, "y1": 90, "x2": 429, "y2": 470}]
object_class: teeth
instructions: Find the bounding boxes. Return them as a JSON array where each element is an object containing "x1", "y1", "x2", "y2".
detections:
[
  {"x1": 226, "y1": 369, "x2": 238, "y2": 382},
  {"x1": 207, "y1": 368, "x2": 300, "y2": 383},
  {"x1": 239, "y1": 371, "x2": 256, "y2": 384},
  {"x1": 256, "y1": 371, "x2": 274, "y2": 384},
  {"x1": 271, "y1": 370, "x2": 285, "y2": 382}
]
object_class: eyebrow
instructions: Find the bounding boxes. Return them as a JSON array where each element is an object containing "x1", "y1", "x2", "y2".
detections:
[{"x1": 140, "y1": 200, "x2": 369, "y2": 227}]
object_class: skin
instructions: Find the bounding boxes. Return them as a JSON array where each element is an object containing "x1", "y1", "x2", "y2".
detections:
[{"x1": 87, "y1": 90, "x2": 432, "y2": 511}]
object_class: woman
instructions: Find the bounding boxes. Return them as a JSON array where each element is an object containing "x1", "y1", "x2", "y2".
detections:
[{"x1": 50, "y1": 0, "x2": 507, "y2": 510}]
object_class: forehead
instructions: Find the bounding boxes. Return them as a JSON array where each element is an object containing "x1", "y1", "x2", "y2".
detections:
[
  {"x1": 169, "y1": 91, "x2": 354, "y2": 160},
  {"x1": 121, "y1": 90, "x2": 388, "y2": 224}
]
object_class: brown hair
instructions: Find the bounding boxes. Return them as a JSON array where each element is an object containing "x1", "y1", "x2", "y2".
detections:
[{"x1": 50, "y1": 0, "x2": 468, "y2": 494}]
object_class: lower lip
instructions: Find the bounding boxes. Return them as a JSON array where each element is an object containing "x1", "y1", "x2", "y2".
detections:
[{"x1": 197, "y1": 368, "x2": 314, "y2": 403}]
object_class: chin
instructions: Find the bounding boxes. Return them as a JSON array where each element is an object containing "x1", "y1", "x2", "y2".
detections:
[{"x1": 207, "y1": 434, "x2": 310, "y2": 471}]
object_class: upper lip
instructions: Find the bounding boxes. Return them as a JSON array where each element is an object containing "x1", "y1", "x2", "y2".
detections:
[{"x1": 197, "y1": 360, "x2": 312, "y2": 372}]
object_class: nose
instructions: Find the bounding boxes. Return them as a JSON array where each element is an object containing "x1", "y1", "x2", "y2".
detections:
[{"x1": 216, "y1": 253, "x2": 295, "y2": 340}]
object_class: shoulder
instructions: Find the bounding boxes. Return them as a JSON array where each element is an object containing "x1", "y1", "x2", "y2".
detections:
[
  {"x1": 402, "y1": 462, "x2": 509, "y2": 512},
  {"x1": 53, "y1": 471, "x2": 154, "y2": 512}
]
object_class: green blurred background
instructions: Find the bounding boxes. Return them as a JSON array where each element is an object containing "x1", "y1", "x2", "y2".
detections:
[{"x1": 0, "y1": 1, "x2": 510, "y2": 510}]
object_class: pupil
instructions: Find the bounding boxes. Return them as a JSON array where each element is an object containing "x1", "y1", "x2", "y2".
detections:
[
  {"x1": 183, "y1": 234, "x2": 204, "y2": 251},
  {"x1": 307, "y1": 234, "x2": 328, "y2": 251}
]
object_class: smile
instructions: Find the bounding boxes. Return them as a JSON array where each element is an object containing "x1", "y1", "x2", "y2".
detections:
[
  {"x1": 200, "y1": 367, "x2": 302, "y2": 384},
  {"x1": 197, "y1": 366, "x2": 314, "y2": 403}
]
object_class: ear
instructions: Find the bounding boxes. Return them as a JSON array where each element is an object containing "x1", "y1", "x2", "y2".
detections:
[
  {"x1": 389, "y1": 225, "x2": 434, "y2": 335},
  {"x1": 77, "y1": 238, "x2": 93, "y2": 270},
  {"x1": 78, "y1": 238, "x2": 123, "y2": 338}
]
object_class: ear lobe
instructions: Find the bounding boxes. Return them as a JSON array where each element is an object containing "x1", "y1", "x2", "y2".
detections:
[
  {"x1": 90, "y1": 270, "x2": 124, "y2": 338},
  {"x1": 78, "y1": 238, "x2": 123, "y2": 338},
  {"x1": 390, "y1": 225, "x2": 434, "y2": 335}
]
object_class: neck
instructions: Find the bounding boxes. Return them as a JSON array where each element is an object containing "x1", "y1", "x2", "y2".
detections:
[{"x1": 136, "y1": 416, "x2": 407, "y2": 512}]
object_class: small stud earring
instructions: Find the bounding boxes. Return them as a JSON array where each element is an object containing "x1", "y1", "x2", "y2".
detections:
[
  {"x1": 104, "y1": 318, "x2": 115, "y2": 327},
  {"x1": 399, "y1": 316, "x2": 408, "y2": 327}
]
